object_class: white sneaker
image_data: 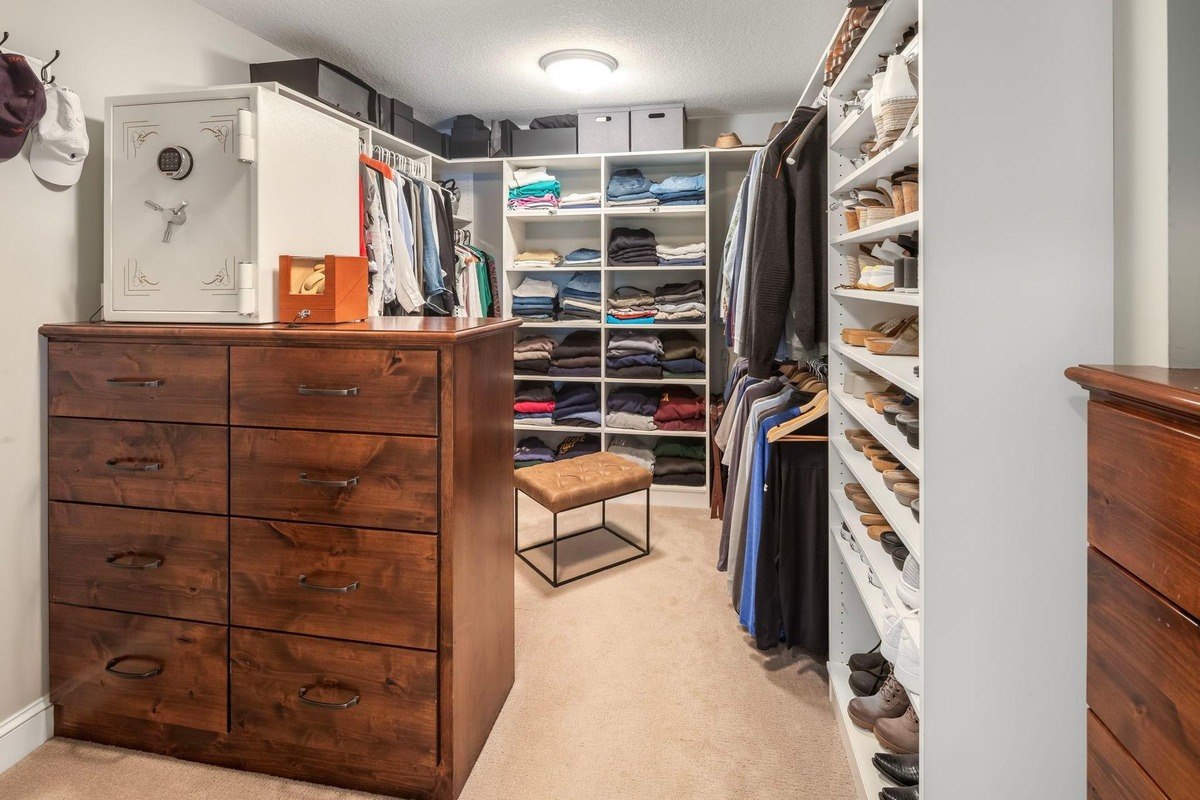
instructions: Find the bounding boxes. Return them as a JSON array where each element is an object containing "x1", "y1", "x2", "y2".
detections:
[
  {"x1": 881, "y1": 604, "x2": 919, "y2": 663},
  {"x1": 859, "y1": 264, "x2": 895, "y2": 290},
  {"x1": 894, "y1": 628, "x2": 921, "y2": 698},
  {"x1": 897, "y1": 555, "x2": 920, "y2": 609}
]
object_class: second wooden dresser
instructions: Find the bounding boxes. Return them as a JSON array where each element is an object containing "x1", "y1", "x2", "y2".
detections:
[{"x1": 41, "y1": 317, "x2": 520, "y2": 800}]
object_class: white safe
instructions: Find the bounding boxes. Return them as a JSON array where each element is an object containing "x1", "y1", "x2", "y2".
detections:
[{"x1": 103, "y1": 86, "x2": 361, "y2": 323}]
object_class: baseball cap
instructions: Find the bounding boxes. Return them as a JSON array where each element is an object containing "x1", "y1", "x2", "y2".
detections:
[
  {"x1": 0, "y1": 53, "x2": 46, "y2": 160},
  {"x1": 31, "y1": 85, "x2": 89, "y2": 186}
]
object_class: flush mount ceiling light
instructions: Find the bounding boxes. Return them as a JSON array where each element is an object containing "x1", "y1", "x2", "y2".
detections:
[{"x1": 539, "y1": 49, "x2": 618, "y2": 93}]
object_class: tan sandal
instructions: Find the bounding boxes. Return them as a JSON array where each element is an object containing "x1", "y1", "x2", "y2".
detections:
[
  {"x1": 852, "y1": 494, "x2": 881, "y2": 514},
  {"x1": 872, "y1": 455, "x2": 901, "y2": 472},
  {"x1": 863, "y1": 444, "x2": 893, "y2": 461},
  {"x1": 867, "y1": 524, "x2": 894, "y2": 541},
  {"x1": 865, "y1": 317, "x2": 919, "y2": 356},
  {"x1": 844, "y1": 482, "x2": 868, "y2": 499},
  {"x1": 842, "y1": 316, "x2": 909, "y2": 347},
  {"x1": 893, "y1": 482, "x2": 920, "y2": 507},
  {"x1": 861, "y1": 513, "x2": 887, "y2": 527},
  {"x1": 882, "y1": 469, "x2": 917, "y2": 490},
  {"x1": 849, "y1": 433, "x2": 879, "y2": 452}
]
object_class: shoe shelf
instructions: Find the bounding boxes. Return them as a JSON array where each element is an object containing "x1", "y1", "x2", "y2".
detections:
[
  {"x1": 831, "y1": 342, "x2": 921, "y2": 398},
  {"x1": 831, "y1": 526, "x2": 894, "y2": 644},
  {"x1": 832, "y1": 288, "x2": 920, "y2": 308},
  {"x1": 833, "y1": 437, "x2": 921, "y2": 561},
  {"x1": 833, "y1": 212, "x2": 921, "y2": 247},
  {"x1": 829, "y1": 36, "x2": 919, "y2": 156},
  {"x1": 828, "y1": 663, "x2": 902, "y2": 800},
  {"x1": 827, "y1": 0, "x2": 920, "y2": 101},
  {"x1": 831, "y1": 390, "x2": 922, "y2": 478},
  {"x1": 830, "y1": 134, "x2": 920, "y2": 198}
]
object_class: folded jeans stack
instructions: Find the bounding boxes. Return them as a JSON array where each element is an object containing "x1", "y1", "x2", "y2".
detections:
[
  {"x1": 508, "y1": 166, "x2": 561, "y2": 211},
  {"x1": 654, "y1": 280, "x2": 706, "y2": 322},
  {"x1": 653, "y1": 386, "x2": 706, "y2": 431},
  {"x1": 609, "y1": 435, "x2": 656, "y2": 471},
  {"x1": 514, "y1": 383, "x2": 555, "y2": 426},
  {"x1": 553, "y1": 383, "x2": 601, "y2": 428},
  {"x1": 564, "y1": 247, "x2": 602, "y2": 266},
  {"x1": 559, "y1": 271, "x2": 602, "y2": 322},
  {"x1": 659, "y1": 331, "x2": 706, "y2": 377},
  {"x1": 511, "y1": 277, "x2": 559, "y2": 320},
  {"x1": 560, "y1": 191, "x2": 602, "y2": 210},
  {"x1": 514, "y1": 436, "x2": 556, "y2": 469},
  {"x1": 556, "y1": 433, "x2": 601, "y2": 461},
  {"x1": 549, "y1": 330, "x2": 602, "y2": 377},
  {"x1": 609, "y1": 226, "x2": 659, "y2": 266},
  {"x1": 649, "y1": 173, "x2": 706, "y2": 206},
  {"x1": 656, "y1": 242, "x2": 706, "y2": 267},
  {"x1": 513, "y1": 334, "x2": 556, "y2": 375},
  {"x1": 606, "y1": 168, "x2": 658, "y2": 207},
  {"x1": 514, "y1": 249, "x2": 564, "y2": 269},
  {"x1": 653, "y1": 438, "x2": 706, "y2": 486},
  {"x1": 606, "y1": 330, "x2": 663, "y2": 378},
  {"x1": 607, "y1": 285, "x2": 657, "y2": 325},
  {"x1": 605, "y1": 386, "x2": 661, "y2": 431}
]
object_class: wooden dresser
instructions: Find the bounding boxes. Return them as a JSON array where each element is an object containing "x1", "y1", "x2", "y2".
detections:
[
  {"x1": 1067, "y1": 366, "x2": 1200, "y2": 800},
  {"x1": 40, "y1": 317, "x2": 520, "y2": 800}
]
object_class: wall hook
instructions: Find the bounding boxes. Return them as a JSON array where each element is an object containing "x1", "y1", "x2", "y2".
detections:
[
  {"x1": 0, "y1": 32, "x2": 9, "y2": 48},
  {"x1": 40, "y1": 49, "x2": 60, "y2": 82}
]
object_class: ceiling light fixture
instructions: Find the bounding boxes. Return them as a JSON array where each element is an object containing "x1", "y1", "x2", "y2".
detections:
[{"x1": 539, "y1": 49, "x2": 618, "y2": 93}]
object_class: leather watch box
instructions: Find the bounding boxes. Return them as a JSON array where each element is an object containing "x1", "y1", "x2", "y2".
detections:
[{"x1": 278, "y1": 255, "x2": 368, "y2": 324}]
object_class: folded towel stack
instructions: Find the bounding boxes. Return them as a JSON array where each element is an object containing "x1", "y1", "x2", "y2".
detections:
[
  {"x1": 559, "y1": 271, "x2": 602, "y2": 322},
  {"x1": 508, "y1": 166, "x2": 561, "y2": 211},
  {"x1": 609, "y1": 226, "x2": 659, "y2": 266},
  {"x1": 564, "y1": 247, "x2": 602, "y2": 266},
  {"x1": 607, "y1": 285, "x2": 657, "y2": 325},
  {"x1": 556, "y1": 433, "x2": 601, "y2": 461},
  {"x1": 654, "y1": 280, "x2": 706, "y2": 322},
  {"x1": 550, "y1": 330, "x2": 602, "y2": 377},
  {"x1": 606, "y1": 168, "x2": 658, "y2": 207},
  {"x1": 511, "y1": 277, "x2": 559, "y2": 320},
  {"x1": 652, "y1": 438, "x2": 706, "y2": 486},
  {"x1": 606, "y1": 330, "x2": 663, "y2": 379},
  {"x1": 605, "y1": 386, "x2": 661, "y2": 431},
  {"x1": 553, "y1": 383, "x2": 601, "y2": 428},
  {"x1": 514, "y1": 436, "x2": 556, "y2": 469},
  {"x1": 514, "y1": 382, "x2": 556, "y2": 427},
  {"x1": 514, "y1": 334, "x2": 556, "y2": 375},
  {"x1": 659, "y1": 331, "x2": 706, "y2": 377},
  {"x1": 653, "y1": 386, "x2": 706, "y2": 432},
  {"x1": 656, "y1": 242, "x2": 707, "y2": 267},
  {"x1": 609, "y1": 435, "x2": 656, "y2": 471},
  {"x1": 515, "y1": 249, "x2": 564, "y2": 269},
  {"x1": 649, "y1": 173, "x2": 706, "y2": 206},
  {"x1": 560, "y1": 191, "x2": 602, "y2": 210}
]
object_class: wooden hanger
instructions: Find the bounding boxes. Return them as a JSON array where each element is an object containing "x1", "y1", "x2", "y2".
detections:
[{"x1": 767, "y1": 390, "x2": 830, "y2": 443}]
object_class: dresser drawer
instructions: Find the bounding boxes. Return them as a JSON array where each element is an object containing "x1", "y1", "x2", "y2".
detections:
[
  {"x1": 230, "y1": 629, "x2": 437, "y2": 793},
  {"x1": 1088, "y1": 711, "x2": 1168, "y2": 800},
  {"x1": 48, "y1": 341, "x2": 228, "y2": 424},
  {"x1": 48, "y1": 418, "x2": 228, "y2": 514},
  {"x1": 230, "y1": 347, "x2": 438, "y2": 436},
  {"x1": 231, "y1": 519, "x2": 437, "y2": 650},
  {"x1": 1088, "y1": 547, "x2": 1200, "y2": 800},
  {"x1": 50, "y1": 604, "x2": 228, "y2": 733},
  {"x1": 230, "y1": 428, "x2": 438, "y2": 532},
  {"x1": 50, "y1": 503, "x2": 227, "y2": 624},
  {"x1": 1088, "y1": 400, "x2": 1200, "y2": 620}
]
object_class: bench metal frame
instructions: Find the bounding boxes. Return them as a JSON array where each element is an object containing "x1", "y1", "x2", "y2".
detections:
[{"x1": 514, "y1": 487, "x2": 651, "y2": 587}]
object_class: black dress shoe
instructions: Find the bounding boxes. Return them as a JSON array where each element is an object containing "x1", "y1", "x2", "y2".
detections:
[
  {"x1": 874, "y1": 751, "x2": 919, "y2": 786},
  {"x1": 880, "y1": 786, "x2": 918, "y2": 800},
  {"x1": 880, "y1": 531, "x2": 903, "y2": 554},
  {"x1": 849, "y1": 647, "x2": 885, "y2": 673},
  {"x1": 890, "y1": 546, "x2": 909, "y2": 570},
  {"x1": 850, "y1": 665, "x2": 891, "y2": 696}
]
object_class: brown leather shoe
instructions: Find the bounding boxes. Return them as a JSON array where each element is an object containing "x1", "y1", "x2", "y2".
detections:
[
  {"x1": 848, "y1": 674, "x2": 910, "y2": 732},
  {"x1": 875, "y1": 704, "x2": 920, "y2": 754}
]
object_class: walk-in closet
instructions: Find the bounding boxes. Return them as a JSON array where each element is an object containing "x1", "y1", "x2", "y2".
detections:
[{"x1": 3, "y1": 0, "x2": 1170, "y2": 798}]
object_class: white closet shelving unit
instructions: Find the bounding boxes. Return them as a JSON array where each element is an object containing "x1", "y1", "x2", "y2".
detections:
[{"x1": 805, "y1": 1, "x2": 923, "y2": 798}]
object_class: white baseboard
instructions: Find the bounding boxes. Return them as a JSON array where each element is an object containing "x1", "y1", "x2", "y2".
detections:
[{"x1": 0, "y1": 696, "x2": 53, "y2": 774}]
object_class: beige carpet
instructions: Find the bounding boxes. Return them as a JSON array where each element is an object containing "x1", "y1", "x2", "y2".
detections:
[{"x1": 0, "y1": 503, "x2": 854, "y2": 800}]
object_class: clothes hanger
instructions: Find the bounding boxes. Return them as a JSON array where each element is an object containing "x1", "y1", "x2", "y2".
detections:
[{"x1": 767, "y1": 390, "x2": 830, "y2": 443}]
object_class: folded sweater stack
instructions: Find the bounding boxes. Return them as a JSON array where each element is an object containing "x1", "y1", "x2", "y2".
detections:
[
  {"x1": 556, "y1": 433, "x2": 601, "y2": 461},
  {"x1": 559, "y1": 271, "x2": 602, "y2": 322},
  {"x1": 606, "y1": 168, "x2": 658, "y2": 207},
  {"x1": 560, "y1": 191, "x2": 602, "y2": 210},
  {"x1": 653, "y1": 386, "x2": 706, "y2": 431},
  {"x1": 550, "y1": 330, "x2": 602, "y2": 377},
  {"x1": 515, "y1": 249, "x2": 564, "y2": 269},
  {"x1": 605, "y1": 386, "x2": 661, "y2": 431},
  {"x1": 654, "y1": 280, "x2": 705, "y2": 322},
  {"x1": 564, "y1": 247, "x2": 602, "y2": 266},
  {"x1": 514, "y1": 382, "x2": 555, "y2": 426},
  {"x1": 606, "y1": 330, "x2": 663, "y2": 379},
  {"x1": 553, "y1": 383, "x2": 601, "y2": 428},
  {"x1": 511, "y1": 277, "x2": 559, "y2": 320},
  {"x1": 652, "y1": 438, "x2": 706, "y2": 486},
  {"x1": 514, "y1": 334, "x2": 556, "y2": 375},
  {"x1": 657, "y1": 242, "x2": 706, "y2": 266},
  {"x1": 514, "y1": 436, "x2": 556, "y2": 469},
  {"x1": 607, "y1": 285, "x2": 657, "y2": 325},
  {"x1": 508, "y1": 166, "x2": 561, "y2": 211},
  {"x1": 649, "y1": 173, "x2": 706, "y2": 206},
  {"x1": 659, "y1": 331, "x2": 706, "y2": 377},
  {"x1": 609, "y1": 435, "x2": 656, "y2": 471},
  {"x1": 609, "y1": 227, "x2": 658, "y2": 265}
]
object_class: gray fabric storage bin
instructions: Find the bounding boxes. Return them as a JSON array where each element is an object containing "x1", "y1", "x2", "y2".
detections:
[
  {"x1": 577, "y1": 107, "x2": 630, "y2": 154},
  {"x1": 630, "y1": 104, "x2": 686, "y2": 151},
  {"x1": 512, "y1": 127, "x2": 577, "y2": 157}
]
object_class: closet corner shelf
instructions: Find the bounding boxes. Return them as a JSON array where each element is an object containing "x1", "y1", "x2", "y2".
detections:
[
  {"x1": 830, "y1": 134, "x2": 919, "y2": 198},
  {"x1": 831, "y1": 390, "x2": 922, "y2": 478},
  {"x1": 832, "y1": 437, "x2": 921, "y2": 560},
  {"x1": 453, "y1": 214, "x2": 472, "y2": 228},
  {"x1": 831, "y1": 342, "x2": 920, "y2": 398},
  {"x1": 833, "y1": 212, "x2": 921, "y2": 247},
  {"x1": 828, "y1": 662, "x2": 903, "y2": 800},
  {"x1": 826, "y1": 0, "x2": 920, "y2": 102},
  {"x1": 832, "y1": 287, "x2": 920, "y2": 307}
]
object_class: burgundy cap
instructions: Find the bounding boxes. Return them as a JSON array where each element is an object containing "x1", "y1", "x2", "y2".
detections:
[{"x1": 0, "y1": 53, "x2": 47, "y2": 159}]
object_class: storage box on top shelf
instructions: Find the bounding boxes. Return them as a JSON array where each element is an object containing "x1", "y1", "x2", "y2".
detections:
[
  {"x1": 374, "y1": 96, "x2": 416, "y2": 139},
  {"x1": 413, "y1": 120, "x2": 449, "y2": 157},
  {"x1": 451, "y1": 121, "x2": 492, "y2": 159},
  {"x1": 578, "y1": 107, "x2": 630, "y2": 153},
  {"x1": 490, "y1": 119, "x2": 519, "y2": 158},
  {"x1": 249, "y1": 58, "x2": 376, "y2": 123},
  {"x1": 630, "y1": 104, "x2": 686, "y2": 152},
  {"x1": 512, "y1": 127, "x2": 577, "y2": 157},
  {"x1": 452, "y1": 114, "x2": 489, "y2": 132}
]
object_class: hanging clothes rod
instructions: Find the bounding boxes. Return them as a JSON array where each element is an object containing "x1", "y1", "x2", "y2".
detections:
[{"x1": 370, "y1": 144, "x2": 430, "y2": 181}]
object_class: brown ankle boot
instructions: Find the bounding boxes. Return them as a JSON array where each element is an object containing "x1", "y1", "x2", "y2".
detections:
[
  {"x1": 875, "y1": 704, "x2": 920, "y2": 754},
  {"x1": 847, "y1": 674, "x2": 910, "y2": 732}
]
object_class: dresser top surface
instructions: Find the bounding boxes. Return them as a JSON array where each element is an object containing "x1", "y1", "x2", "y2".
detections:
[
  {"x1": 40, "y1": 317, "x2": 522, "y2": 346},
  {"x1": 1068, "y1": 364, "x2": 1200, "y2": 417}
]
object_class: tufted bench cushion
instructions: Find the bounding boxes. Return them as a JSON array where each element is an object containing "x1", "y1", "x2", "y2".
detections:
[{"x1": 514, "y1": 452, "x2": 654, "y2": 514}]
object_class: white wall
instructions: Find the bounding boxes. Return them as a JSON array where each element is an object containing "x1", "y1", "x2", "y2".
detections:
[
  {"x1": 1167, "y1": 0, "x2": 1200, "y2": 367},
  {"x1": 0, "y1": 0, "x2": 290, "y2": 733}
]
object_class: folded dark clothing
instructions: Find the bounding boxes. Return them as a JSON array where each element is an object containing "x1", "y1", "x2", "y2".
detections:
[
  {"x1": 654, "y1": 439, "x2": 706, "y2": 460},
  {"x1": 554, "y1": 416, "x2": 601, "y2": 428},
  {"x1": 553, "y1": 355, "x2": 601, "y2": 369},
  {"x1": 515, "y1": 383, "x2": 554, "y2": 403},
  {"x1": 515, "y1": 360, "x2": 551, "y2": 374},
  {"x1": 555, "y1": 401, "x2": 601, "y2": 419},
  {"x1": 551, "y1": 331, "x2": 602, "y2": 360},
  {"x1": 661, "y1": 357, "x2": 706, "y2": 375},
  {"x1": 515, "y1": 460, "x2": 544, "y2": 469},
  {"x1": 607, "y1": 365, "x2": 664, "y2": 379},
  {"x1": 606, "y1": 387, "x2": 660, "y2": 417},
  {"x1": 656, "y1": 418, "x2": 706, "y2": 431},
  {"x1": 556, "y1": 434, "x2": 601, "y2": 460},
  {"x1": 515, "y1": 436, "x2": 555, "y2": 463},
  {"x1": 559, "y1": 311, "x2": 602, "y2": 321},
  {"x1": 656, "y1": 257, "x2": 706, "y2": 266},
  {"x1": 515, "y1": 334, "x2": 558, "y2": 354},
  {"x1": 610, "y1": 246, "x2": 658, "y2": 258},
  {"x1": 652, "y1": 190, "x2": 706, "y2": 203},
  {"x1": 654, "y1": 455, "x2": 706, "y2": 476},
  {"x1": 660, "y1": 332, "x2": 706, "y2": 361},
  {"x1": 607, "y1": 352, "x2": 660, "y2": 369},
  {"x1": 555, "y1": 383, "x2": 599, "y2": 406},
  {"x1": 548, "y1": 366, "x2": 601, "y2": 377},
  {"x1": 514, "y1": 313, "x2": 554, "y2": 320},
  {"x1": 653, "y1": 386, "x2": 705, "y2": 423},
  {"x1": 512, "y1": 296, "x2": 557, "y2": 307},
  {"x1": 655, "y1": 280, "x2": 705, "y2": 298},
  {"x1": 652, "y1": 472, "x2": 705, "y2": 487},
  {"x1": 608, "y1": 226, "x2": 657, "y2": 253}
]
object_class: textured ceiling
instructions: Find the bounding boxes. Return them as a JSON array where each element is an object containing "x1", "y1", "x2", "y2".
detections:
[{"x1": 193, "y1": 0, "x2": 844, "y2": 125}]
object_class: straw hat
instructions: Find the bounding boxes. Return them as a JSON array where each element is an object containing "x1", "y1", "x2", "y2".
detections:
[{"x1": 712, "y1": 132, "x2": 743, "y2": 149}]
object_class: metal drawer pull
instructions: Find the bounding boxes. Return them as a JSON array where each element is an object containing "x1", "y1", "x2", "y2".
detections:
[
  {"x1": 105, "y1": 656, "x2": 164, "y2": 680},
  {"x1": 297, "y1": 385, "x2": 359, "y2": 397},
  {"x1": 298, "y1": 472, "x2": 359, "y2": 488},
  {"x1": 106, "y1": 458, "x2": 163, "y2": 472},
  {"x1": 105, "y1": 552, "x2": 164, "y2": 570},
  {"x1": 298, "y1": 685, "x2": 360, "y2": 710},
  {"x1": 105, "y1": 378, "x2": 164, "y2": 389},
  {"x1": 299, "y1": 574, "x2": 359, "y2": 593}
]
